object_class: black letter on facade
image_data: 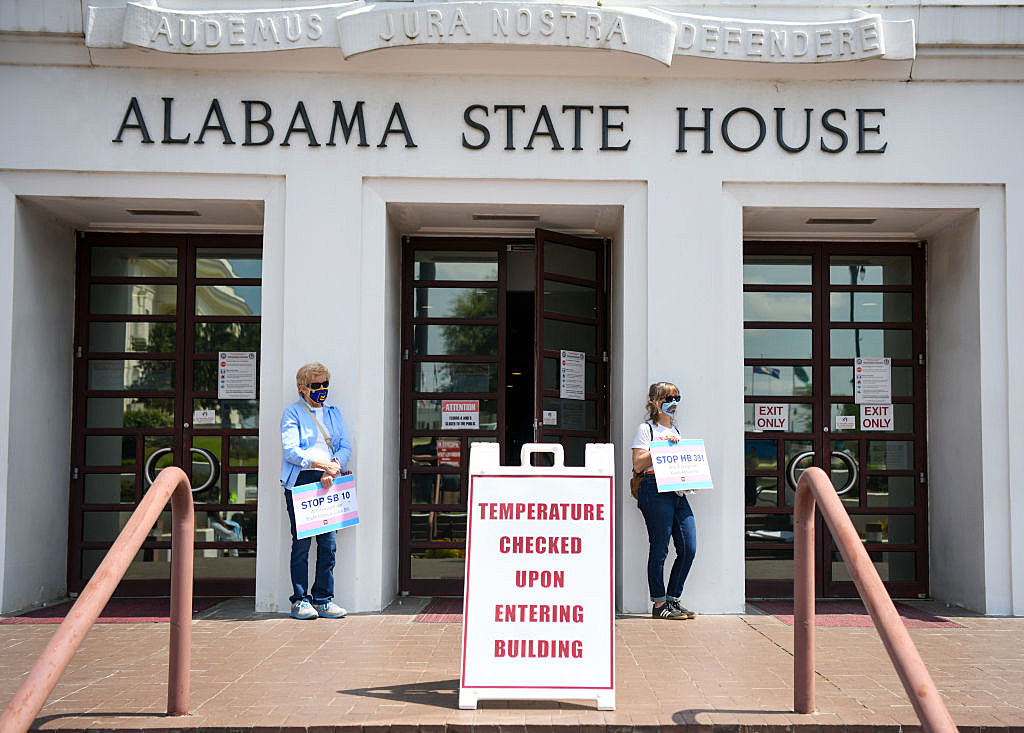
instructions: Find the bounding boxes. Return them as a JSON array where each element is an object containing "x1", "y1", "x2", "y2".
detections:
[
  {"x1": 857, "y1": 108, "x2": 887, "y2": 153},
  {"x1": 819, "y1": 109, "x2": 848, "y2": 153},
  {"x1": 378, "y1": 103, "x2": 417, "y2": 148},
  {"x1": 561, "y1": 105, "x2": 594, "y2": 151},
  {"x1": 600, "y1": 105, "x2": 630, "y2": 151},
  {"x1": 112, "y1": 97, "x2": 153, "y2": 144},
  {"x1": 774, "y1": 107, "x2": 812, "y2": 153},
  {"x1": 161, "y1": 97, "x2": 191, "y2": 144},
  {"x1": 493, "y1": 105, "x2": 526, "y2": 150},
  {"x1": 195, "y1": 99, "x2": 235, "y2": 145},
  {"x1": 281, "y1": 101, "x2": 320, "y2": 147},
  {"x1": 243, "y1": 101, "x2": 274, "y2": 146},
  {"x1": 462, "y1": 105, "x2": 490, "y2": 150},
  {"x1": 721, "y1": 107, "x2": 766, "y2": 152},
  {"x1": 525, "y1": 105, "x2": 563, "y2": 151},
  {"x1": 327, "y1": 101, "x2": 369, "y2": 147},
  {"x1": 676, "y1": 107, "x2": 713, "y2": 153}
]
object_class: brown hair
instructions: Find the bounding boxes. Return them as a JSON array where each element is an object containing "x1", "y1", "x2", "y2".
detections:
[{"x1": 644, "y1": 381, "x2": 680, "y2": 423}]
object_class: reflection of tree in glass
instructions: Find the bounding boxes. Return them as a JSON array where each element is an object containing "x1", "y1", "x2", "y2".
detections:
[
  {"x1": 136, "y1": 322, "x2": 176, "y2": 389},
  {"x1": 124, "y1": 407, "x2": 173, "y2": 428},
  {"x1": 440, "y1": 289, "x2": 497, "y2": 356},
  {"x1": 194, "y1": 323, "x2": 260, "y2": 352}
]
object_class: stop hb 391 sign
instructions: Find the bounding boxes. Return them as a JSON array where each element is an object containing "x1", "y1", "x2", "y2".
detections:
[{"x1": 459, "y1": 442, "x2": 615, "y2": 711}]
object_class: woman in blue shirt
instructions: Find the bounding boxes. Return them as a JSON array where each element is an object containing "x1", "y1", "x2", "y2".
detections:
[{"x1": 280, "y1": 361, "x2": 352, "y2": 620}]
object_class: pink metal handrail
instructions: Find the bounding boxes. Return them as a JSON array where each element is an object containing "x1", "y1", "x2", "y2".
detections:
[
  {"x1": 794, "y1": 466, "x2": 956, "y2": 732},
  {"x1": 0, "y1": 467, "x2": 194, "y2": 733}
]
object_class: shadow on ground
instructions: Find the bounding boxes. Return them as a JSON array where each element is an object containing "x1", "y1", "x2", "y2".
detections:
[{"x1": 339, "y1": 678, "x2": 591, "y2": 710}]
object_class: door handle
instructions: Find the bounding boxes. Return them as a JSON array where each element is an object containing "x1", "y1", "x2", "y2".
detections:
[
  {"x1": 785, "y1": 450, "x2": 858, "y2": 495},
  {"x1": 144, "y1": 446, "x2": 221, "y2": 494}
]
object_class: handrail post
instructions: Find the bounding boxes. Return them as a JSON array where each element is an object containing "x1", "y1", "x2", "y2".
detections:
[
  {"x1": 793, "y1": 467, "x2": 957, "y2": 733},
  {"x1": 0, "y1": 467, "x2": 193, "y2": 733}
]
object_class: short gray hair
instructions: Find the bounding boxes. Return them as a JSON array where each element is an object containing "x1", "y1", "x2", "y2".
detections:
[{"x1": 295, "y1": 362, "x2": 330, "y2": 392}]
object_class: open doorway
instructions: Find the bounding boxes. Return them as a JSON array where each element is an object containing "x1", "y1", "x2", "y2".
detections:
[{"x1": 398, "y1": 230, "x2": 609, "y2": 595}]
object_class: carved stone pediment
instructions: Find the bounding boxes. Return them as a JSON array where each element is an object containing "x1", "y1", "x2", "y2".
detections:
[{"x1": 85, "y1": 1, "x2": 915, "y2": 64}]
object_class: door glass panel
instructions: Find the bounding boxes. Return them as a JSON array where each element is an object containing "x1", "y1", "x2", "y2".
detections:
[
  {"x1": 88, "y1": 322, "x2": 176, "y2": 353},
  {"x1": 745, "y1": 549, "x2": 793, "y2": 580},
  {"x1": 85, "y1": 435, "x2": 136, "y2": 466},
  {"x1": 83, "y1": 474, "x2": 136, "y2": 504},
  {"x1": 830, "y1": 440, "x2": 859, "y2": 507},
  {"x1": 831, "y1": 366, "x2": 913, "y2": 397},
  {"x1": 746, "y1": 513, "x2": 794, "y2": 543},
  {"x1": 90, "y1": 284, "x2": 176, "y2": 315},
  {"x1": 414, "y1": 287, "x2": 497, "y2": 319},
  {"x1": 743, "y1": 403, "x2": 812, "y2": 433},
  {"x1": 411, "y1": 437, "x2": 463, "y2": 468},
  {"x1": 228, "y1": 436, "x2": 259, "y2": 467},
  {"x1": 194, "y1": 323, "x2": 261, "y2": 352},
  {"x1": 745, "y1": 439, "x2": 778, "y2": 470},
  {"x1": 543, "y1": 358, "x2": 596, "y2": 392},
  {"x1": 829, "y1": 292, "x2": 913, "y2": 322},
  {"x1": 846, "y1": 514, "x2": 916, "y2": 544},
  {"x1": 829, "y1": 256, "x2": 912, "y2": 286},
  {"x1": 190, "y1": 436, "x2": 221, "y2": 503},
  {"x1": 744, "y1": 329, "x2": 812, "y2": 359},
  {"x1": 86, "y1": 398, "x2": 174, "y2": 429},
  {"x1": 830, "y1": 403, "x2": 913, "y2": 432},
  {"x1": 543, "y1": 280, "x2": 597, "y2": 318},
  {"x1": 745, "y1": 366, "x2": 812, "y2": 396},
  {"x1": 544, "y1": 242, "x2": 597, "y2": 280},
  {"x1": 144, "y1": 435, "x2": 174, "y2": 474},
  {"x1": 745, "y1": 477, "x2": 778, "y2": 508},
  {"x1": 414, "y1": 251, "x2": 498, "y2": 281},
  {"x1": 743, "y1": 255, "x2": 811, "y2": 285},
  {"x1": 743, "y1": 292, "x2": 812, "y2": 322},
  {"x1": 91, "y1": 247, "x2": 177, "y2": 277},
  {"x1": 867, "y1": 441, "x2": 914, "y2": 470},
  {"x1": 829, "y1": 329, "x2": 913, "y2": 359},
  {"x1": 88, "y1": 360, "x2": 174, "y2": 391},
  {"x1": 409, "y1": 511, "x2": 467, "y2": 542},
  {"x1": 410, "y1": 549, "x2": 466, "y2": 579},
  {"x1": 411, "y1": 473, "x2": 462, "y2": 504},
  {"x1": 832, "y1": 551, "x2": 915, "y2": 581},
  {"x1": 225, "y1": 474, "x2": 259, "y2": 504},
  {"x1": 783, "y1": 440, "x2": 814, "y2": 505},
  {"x1": 191, "y1": 400, "x2": 260, "y2": 429},
  {"x1": 866, "y1": 475, "x2": 916, "y2": 507},
  {"x1": 541, "y1": 398, "x2": 597, "y2": 431},
  {"x1": 195, "y1": 285, "x2": 261, "y2": 316},
  {"x1": 413, "y1": 399, "x2": 498, "y2": 430},
  {"x1": 412, "y1": 325, "x2": 498, "y2": 356},
  {"x1": 543, "y1": 318, "x2": 597, "y2": 354},
  {"x1": 196, "y1": 248, "x2": 262, "y2": 278},
  {"x1": 413, "y1": 362, "x2": 497, "y2": 392}
]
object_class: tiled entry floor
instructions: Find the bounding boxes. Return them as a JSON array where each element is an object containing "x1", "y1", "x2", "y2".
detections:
[{"x1": 1, "y1": 597, "x2": 1021, "y2": 731}]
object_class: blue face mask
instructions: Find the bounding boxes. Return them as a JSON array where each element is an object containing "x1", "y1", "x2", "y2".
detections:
[
  {"x1": 660, "y1": 399, "x2": 680, "y2": 414},
  {"x1": 308, "y1": 388, "x2": 328, "y2": 405}
]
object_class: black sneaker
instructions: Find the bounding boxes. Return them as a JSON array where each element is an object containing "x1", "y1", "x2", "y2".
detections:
[
  {"x1": 652, "y1": 602, "x2": 687, "y2": 619},
  {"x1": 669, "y1": 600, "x2": 697, "y2": 619}
]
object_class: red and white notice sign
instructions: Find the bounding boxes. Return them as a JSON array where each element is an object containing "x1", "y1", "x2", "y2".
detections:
[
  {"x1": 441, "y1": 399, "x2": 479, "y2": 430},
  {"x1": 460, "y1": 442, "x2": 615, "y2": 711},
  {"x1": 437, "y1": 438, "x2": 461, "y2": 467}
]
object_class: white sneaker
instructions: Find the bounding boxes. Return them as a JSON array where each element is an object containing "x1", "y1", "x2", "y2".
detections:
[
  {"x1": 314, "y1": 601, "x2": 347, "y2": 618},
  {"x1": 290, "y1": 599, "x2": 317, "y2": 620}
]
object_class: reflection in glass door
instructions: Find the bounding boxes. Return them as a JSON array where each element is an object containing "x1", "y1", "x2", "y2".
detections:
[
  {"x1": 399, "y1": 234, "x2": 610, "y2": 595},
  {"x1": 69, "y1": 234, "x2": 262, "y2": 596},
  {"x1": 743, "y1": 243, "x2": 927, "y2": 598}
]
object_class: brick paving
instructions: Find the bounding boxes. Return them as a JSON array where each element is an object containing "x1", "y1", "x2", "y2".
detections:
[{"x1": 1, "y1": 597, "x2": 1021, "y2": 731}]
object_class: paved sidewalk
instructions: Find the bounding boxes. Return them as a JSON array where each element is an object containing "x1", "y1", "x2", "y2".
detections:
[{"x1": 1, "y1": 598, "x2": 1021, "y2": 731}]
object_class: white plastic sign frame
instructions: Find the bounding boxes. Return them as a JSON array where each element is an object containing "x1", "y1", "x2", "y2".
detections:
[{"x1": 460, "y1": 442, "x2": 616, "y2": 711}]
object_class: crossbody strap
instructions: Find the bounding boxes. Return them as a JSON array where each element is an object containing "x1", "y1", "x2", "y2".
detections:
[{"x1": 299, "y1": 402, "x2": 335, "y2": 455}]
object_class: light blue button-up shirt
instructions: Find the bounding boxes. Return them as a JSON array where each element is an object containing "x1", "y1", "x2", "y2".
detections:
[{"x1": 280, "y1": 400, "x2": 352, "y2": 490}]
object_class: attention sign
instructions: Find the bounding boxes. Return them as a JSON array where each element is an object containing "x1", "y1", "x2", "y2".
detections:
[{"x1": 460, "y1": 442, "x2": 615, "y2": 710}]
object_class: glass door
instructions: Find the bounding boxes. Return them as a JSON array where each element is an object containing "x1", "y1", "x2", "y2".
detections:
[
  {"x1": 69, "y1": 234, "x2": 262, "y2": 596},
  {"x1": 743, "y1": 242, "x2": 927, "y2": 598}
]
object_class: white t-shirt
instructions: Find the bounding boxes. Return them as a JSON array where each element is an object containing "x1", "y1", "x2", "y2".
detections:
[
  {"x1": 631, "y1": 420, "x2": 681, "y2": 450},
  {"x1": 632, "y1": 420, "x2": 689, "y2": 496},
  {"x1": 308, "y1": 406, "x2": 333, "y2": 465}
]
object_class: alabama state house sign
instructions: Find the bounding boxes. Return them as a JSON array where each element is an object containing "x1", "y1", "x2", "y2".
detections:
[{"x1": 86, "y1": 1, "x2": 916, "y2": 66}]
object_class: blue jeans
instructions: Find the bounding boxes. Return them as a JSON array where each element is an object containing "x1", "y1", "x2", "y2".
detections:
[
  {"x1": 283, "y1": 470, "x2": 337, "y2": 604},
  {"x1": 638, "y1": 474, "x2": 697, "y2": 603}
]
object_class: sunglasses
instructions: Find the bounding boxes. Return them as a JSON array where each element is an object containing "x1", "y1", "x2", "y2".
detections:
[
  {"x1": 307, "y1": 381, "x2": 329, "y2": 389},
  {"x1": 663, "y1": 395, "x2": 680, "y2": 401}
]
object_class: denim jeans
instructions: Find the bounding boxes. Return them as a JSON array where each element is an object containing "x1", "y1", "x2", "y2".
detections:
[
  {"x1": 283, "y1": 470, "x2": 337, "y2": 604},
  {"x1": 637, "y1": 474, "x2": 697, "y2": 602}
]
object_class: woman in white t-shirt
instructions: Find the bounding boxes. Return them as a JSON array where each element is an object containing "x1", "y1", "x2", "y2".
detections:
[{"x1": 631, "y1": 381, "x2": 698, "y2": 620}]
